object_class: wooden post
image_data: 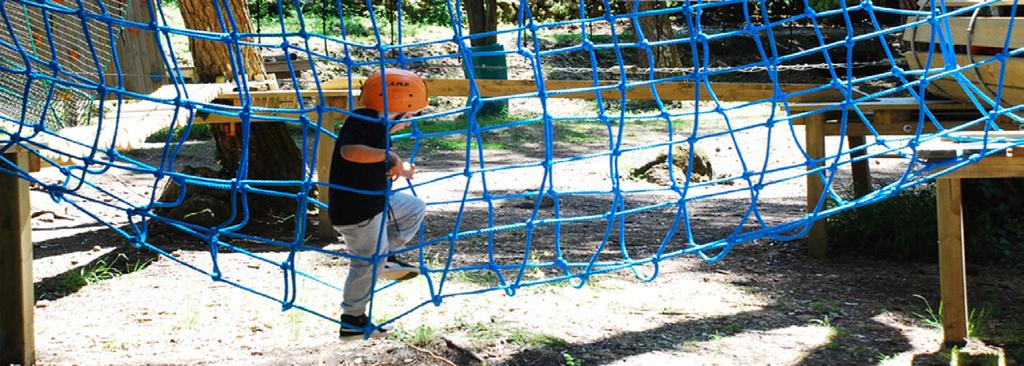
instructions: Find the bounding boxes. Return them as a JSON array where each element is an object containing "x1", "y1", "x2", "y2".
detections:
[
  {"x1": 848, "y1": 135, "x2": 872, "y2": 198},
  {"x1": 317, "y1": 97, "x2": 340, "y2": 240},
  {"x1": 936, "y1": 177, "x2": 969, "y2": 345},
  {"x1": 0, "y1": 149, "x2": 35, "y2": 365},
  {"x1": 804, "y1": 114, "x2": 829, "y2": 257},
  {"x1": 317, "y1": 130, "x2": 337, "y2": 240},
  {"x1": 106, "y1": 0, "x2": 165, "y2": 94}
]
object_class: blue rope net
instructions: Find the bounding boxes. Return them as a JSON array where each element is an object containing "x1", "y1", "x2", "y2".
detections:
[{"x1": 0, "y1": 0, "x2": 1021, "y2": 336}]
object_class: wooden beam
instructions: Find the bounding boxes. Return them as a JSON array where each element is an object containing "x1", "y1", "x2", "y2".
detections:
[
  {"x1": 905, "y1": 17, "x2": 1024, "y2": 49},
  {"x1": 941, "y1": 154, "x2": 1024, "y2": 178},
  {"x1": 0, "y1": 148, "x2": 34, "y2": 366},
  {"x1": 788, "y1": 98, "x2": 972, "y2": 115},
  {"x1": 804, "y1": 114, "x2": 829, "y2": 257},
  {"x1": 319, "y1": 78, "x2": 842, "y2": 103},
  {"x1": 936, "y1": 177, "x2": 969, "y2": 345},
  {"x1": 817, "y1": 119, "x2": 1019, "y2": 136}
]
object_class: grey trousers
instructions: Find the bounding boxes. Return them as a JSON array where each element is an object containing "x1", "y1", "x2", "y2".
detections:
[{"x1": 335, "y1": 191, "x2": 426, "y2": 316}]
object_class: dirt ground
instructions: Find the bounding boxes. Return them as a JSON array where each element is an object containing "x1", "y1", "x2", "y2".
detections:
[{"x1": 22, "y1": 96, "x2": 1023, "y2": 366}]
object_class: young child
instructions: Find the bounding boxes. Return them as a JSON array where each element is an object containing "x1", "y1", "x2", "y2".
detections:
[{"x1": 330, "y1": 69, "x2": 428, "y2": 340}]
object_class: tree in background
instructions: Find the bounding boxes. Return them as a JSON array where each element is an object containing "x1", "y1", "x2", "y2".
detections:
[
  {"x1": 633, "y1": 0, "x2": 684, "y2": 77},
  {"x1": 463, "y1": 0, "x2": 508, "y2": 116}
]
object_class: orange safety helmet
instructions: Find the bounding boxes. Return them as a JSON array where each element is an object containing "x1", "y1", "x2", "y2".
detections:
[{"x1": 359, "y1": 69, "x2": 429, "y2": 113}]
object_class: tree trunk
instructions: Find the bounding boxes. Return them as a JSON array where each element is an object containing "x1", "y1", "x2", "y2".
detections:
[
  {"x1": 634, "y1": 1, "x2": 684, "y2": 77},
  {"x1": 464, "y1": 0, "x2": 498, "y2": 47},
  {"x1": 179, "y1": 0, "x2": 266, "y2": 83},
  {"x1": 174, "y1": 0, "x2": 307, "y2": 225}
]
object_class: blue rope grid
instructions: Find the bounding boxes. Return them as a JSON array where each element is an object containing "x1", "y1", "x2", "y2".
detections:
[{"x1": 0, "y1": 0, "x2": 1021, "y2": 336}]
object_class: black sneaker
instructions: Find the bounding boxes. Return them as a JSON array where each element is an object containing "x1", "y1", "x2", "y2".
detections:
[
  {"x1": 339, "y1": 314, "x2": 387, "y2": 341},
  {"x1": 381, "y1": 256, "x2": 420, "y2": 281}
]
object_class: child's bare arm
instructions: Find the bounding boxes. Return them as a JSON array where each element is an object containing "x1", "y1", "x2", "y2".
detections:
[{"x1": 340, "y1": 144, "x2": 400, "y2": 165}]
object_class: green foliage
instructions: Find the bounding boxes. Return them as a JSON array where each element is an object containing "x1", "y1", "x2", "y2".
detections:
[
  {"x1": 828, "y1": 179, "x2": 1024, "y2": 265},
  {"x1": 404, "y1": 0, "x2": 454, "y2": 26},
  {"x1": 146, "y1": 124, "x2": 212, "y2": 142},
  {"x1": 912, "y1": 294, "x2": 944, "y2": 330},
  {"x1": 507, "y1": 328, "x2": 568, "y2": 347},
  {"x1": 961, "y1": 179, "x2": 1024, "y2": 264},
  {"x1": 827, "y1": 185, "x2": 938, "y2": 261},
  {"x1": 562, "y1": 352, "x2": 581, "y2": 366},
  {"x1": 397, "y1": 324, "x2": 437, "y2": 346},
  {"x1": 38, "y1": 253, "x2": 151, "y2": 300},
  {"x1": 391, "y1": 112, "x2": 533, "y2": 151}
]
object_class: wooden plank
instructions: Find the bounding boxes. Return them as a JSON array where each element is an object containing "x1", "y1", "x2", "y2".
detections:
[
  {"x1": 320, "y1": 78, "x2": 843, "y2": 103},
  {"x1": 820, "y1": 118, "x2": 1019, "y2": 135},
  {"x1": 905, "y1": 51, "x2": 1024, "y2": 106},
  {"x1": 943, "y1": 154, "x2": 1024, "y2": 178},
  {"x1": 936, "y1": 177, "x2": 969, "y2": 345},
  {"x1": 789, "y1": 98, "x2": 972, "y2": 115},
  {"x1": 0, "y1": 149, "x2": 34, "y2": 366},
  {"x1": 927, "y1": 0, "x2": 1021, "y2": 7},
  {"x1": 904, "y1": 17, "x2": 1024, "y2": 49},
  {"x1": 264, "y1": 60, "x2": 313, "y2": 76},
  {"x1": 215, "y1": 89, "x2": 353, "y2": 101},
  {"x1": 804, "y1": 114, "x2": 829, "y2": 257}
]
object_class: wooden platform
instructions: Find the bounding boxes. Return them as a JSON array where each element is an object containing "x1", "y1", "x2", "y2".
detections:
[
  {"x1": 903, "y1": 11, "x2": 1024, "y2": 106},
  {"x1": 791, "y1": 97, "x2": 1020, "y2": 257},
  {"x1": 31, "y1": 83, "x2": 233, "y2": 169},
  {"x1": 918, "y1": 135, "x2": 1024, "y2": 345}
]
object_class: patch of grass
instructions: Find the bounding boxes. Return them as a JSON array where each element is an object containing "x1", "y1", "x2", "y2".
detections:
[
  {"x1": 851, "y1": 345, "x2": 872, "y2": 359},
  {"x1": 810, "y1": 315, "x2": 850, "y2": 350},
  {"x1": 967, "y1": 303, "x2": 995, "y2": 339},
  {"x1": 287, "y1": 312, "x2": 304, "y2": 342},
  {"x1": 507, "y1": 328, "x2": 568, "y2": 347},
  {"x1": 176, "y1": 297, "x2": 202, "y2": 330},
  {"x1": 876, "y1": 352, "x2": 896, "y2": 362},
  {"x1": 42, "y1": 253, "x2": 152, "y2": 299},
  {"x1": 398, "y1": 324, "x2": 438, "y2": 346},
  {"x1": 447, "y1": 269, "x2": 501, "y2": 287},
  {"x1": 101, "y1": 341, "x2": 130, "y2": 351},
  {"x1": 912, "y1": 294, "x2": 943, "y2": 330},
  {"x1": 718, "y1": 322, "x2": 742, "y2": 336},
  {"x1": 465, "y1": 321, "x2": 504, "y2": 348},
  {"x1": 462, "y1": 321, "x2": 567, "y2": 349},
  {"x1": 811, "y1": 299, "x2": 842, "y2": 314},
  {"x1": 393, "y1": 113, "x2": 535, "y2": 151},
  {"x1": 562, "y1": 351, "x2": 581, "y2": 366}
]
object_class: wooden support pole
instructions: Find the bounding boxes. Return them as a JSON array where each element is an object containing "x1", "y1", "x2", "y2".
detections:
[
  {"x1": 317, "y1": 130, "x2": 337, "y2": 241},
  {"x1": 804, "y1": 115, "x2": 829, "y2": 257},
  {"x1": 936, "y1": 177, "x2": 969, "y2": 345},
  {"x1": 848, "y1": 135, "x2": 872, "y2": 198},
  {"x1": 0, "y1": 149, "x2": 35, "y2": 365},
  {"x1": 316, "y1": 97, "x2": 341, "y2": 241}
]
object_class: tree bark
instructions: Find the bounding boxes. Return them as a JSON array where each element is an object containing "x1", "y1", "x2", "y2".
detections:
[
  {"x1": 178, "y1": 0, "x2": 266, "y2": 83},
  {"x1": 464, "y1": 0, "x2": 498, "y2": 46},
  {"x1": 634, "y1": 1, "x2": 684, "y2": 77},
  {"x1": 174, "y1": 0, "x2": 306, "y2": 224}
]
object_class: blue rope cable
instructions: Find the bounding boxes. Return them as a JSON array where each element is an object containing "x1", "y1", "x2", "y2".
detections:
[{"x1": 0, "y1": 0, "x2": 1022, "y2": 337}]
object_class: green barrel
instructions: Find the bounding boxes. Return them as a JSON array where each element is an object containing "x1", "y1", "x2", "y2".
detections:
[{"x1": 464, "y1": 43, "x2": 508, "y2": 117}]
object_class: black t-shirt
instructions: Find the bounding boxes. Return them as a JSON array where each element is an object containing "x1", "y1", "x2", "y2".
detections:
[{"x1": 329, "y1": 108, "x2": 389, "y2": 225}]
